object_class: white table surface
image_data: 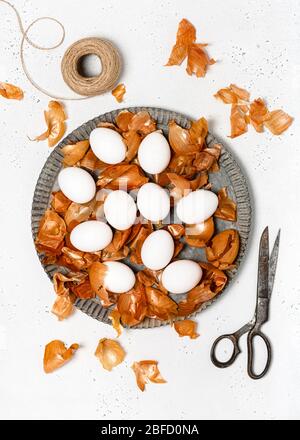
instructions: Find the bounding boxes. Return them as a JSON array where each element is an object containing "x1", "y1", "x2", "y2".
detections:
[{"x1": 0, "y1": 0, "x2": 299, "y2": 421}]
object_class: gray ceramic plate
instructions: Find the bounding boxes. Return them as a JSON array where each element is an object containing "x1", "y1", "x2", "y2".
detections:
[{"x1": 31, "y1": 107, "x2": 252, "y2": 329}]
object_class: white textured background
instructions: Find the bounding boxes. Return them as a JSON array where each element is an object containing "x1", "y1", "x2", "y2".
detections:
[{"x1": 0, "y1": 0, "x2": 299, "y2": 420}]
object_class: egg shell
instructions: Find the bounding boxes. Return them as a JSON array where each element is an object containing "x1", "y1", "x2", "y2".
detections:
[
  {"x1": 176, "y1": 189, "x2": 218, "y2": 224},
  {"x1": 104, "y1": 190, "x2": 137, "y2": 230},
  {"x1": 161, "y1": 260, "x2": 203, "y2": 294},
  {"x1": 141, "y1": 230, "x2": 174, "y2": 270},
  {"x1": 70, "y1": 220, "x2": 113, "y2": 252},
  {"x1": 89, "y1": 127, "x2": 126, "y2": 164},
  {"x1": 104, "y1": 261, "x2": 136, "y2": 293},
  {"x1": 58, "y1": 167, "x2": 96, "y2": 204},
  {"x1": 138, "y1": 131, "x2": 171, "y2": 174},
  {"x1": 137, "y1": 182, "x2": 170, "y2": 222}
]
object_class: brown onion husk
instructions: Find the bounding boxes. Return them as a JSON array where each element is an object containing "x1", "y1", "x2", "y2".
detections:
[
  {"x1": 137, "y1": 268, "x2": 159, "y2": 287},
  {"x1": 112, "y1": 83, "x2": 126, "y2": 103},
  {"x1": 184, "y1": 217, "x2": 214, "y2": 248},
  {"x1": 43, "y1": 340, "x2": 79, "y2": 373},
  {"x1": 88, "y1": 262, "x2": 114, "y2": 306},
  {"x1": 58, "y1": 247, "x2": 99, "y2": 271},
  {"x1": 178, "y1": 262, "x2": 227, "y2": 316},
  {"x1": 167, "y1": 224, "x2": 185, "y2": 239},
  {"x1": 172, "y1": 241, "x2": 184, "y2": 259},
  {"x1": 70, "y1": 279, "x2": 95, "y2": 299},
  {"x1": 101, "y1": 246, "x2": 130, "y2": 261},
  {"x1": 61, "y1": 140, "x2": 90, "y2": 166},
  {"x1": 214, "y1": 187, "x2": 237, "y2": 222},
  {"x1": 79, "y1": 148, "x2": 105, "y2": 171},
  {"x1": 132, "y1": 360, "x2": 166, "y2": 392},
  {"x1": 229, "y1": 104, "x2": 249, "y2": 138},
  {"x1": 117, "y1": 282, "x2": 148, "y2": 327},
  {"x1": 145, "y1": 286, "x2": 178, "y2": 321},
  {"x1": 168, "y1": 153, "x2": 197, "y2": 177},
  {"x1": 249, "y1": 98, "x2": 269, "y2": 133},
  {"x1": 35, "y1": 210, "x2": 66, "y2": 255},
  {"x1": 51, "y1": 294, "x2": 75, "y2": 320},
  {"x1": 64, "y1": 201, "x2": 94, "y2": 232},
  {"x1": 189, "y1": 117, "x2": 209, "y2": 147},
  {"x1": 129, "y1": 225, "x2": 152, "y2": 265},
  {"x1": 174, "y1": 319, "x2": 199, "y2": 339},
  {"x1": 108, "y1": 309, "x2": 123, "y2": 337},
  {"x1": 206, "y1": 229, "x2": 240, "y2": 269},
  {"x1": 105, "y1": 228, "x2": 132, "y2": 253},
  {"x1": 168, "y1": 121, "x2": 198, "y2": 155},
  {"x1": 123, "y1": 130, "x2": 142, "y2": 162},
  {"x1": 186, "y1": 44, "x2": 215, "y2": 78},
  {"x1": 214, "y1": 84, "x2": 250, "y2": 104},
  {"x1": 0, "y1": 82, "x2": 24, "y2": 100},
  {"x1": 264, "y1": 109, "x2": 293, "y2": 135},
  {"x1": 53, "y1": 271, "x2": 87, "y2": 296},
  {"x1": 34, "y1": 101, "x2": 66, "y2": 148},
  {"x1": 115, "y1": 110, "x2": 134, "y2": 132},
  {"x1": 165, "y1": 18, "x2": 196, "y2": 66},
  {"x1": 128, "y1": 111, "x2": 156, "y2": 136},
  {"x1": 97, "y1": 164, "x2": 148, "y2": 190},
  {"x1": 51, "y1": 191, "x2": 71, "y2": 214},
  {"x1": 95, "y1": 338, "x2": 125, "y2": 371}
]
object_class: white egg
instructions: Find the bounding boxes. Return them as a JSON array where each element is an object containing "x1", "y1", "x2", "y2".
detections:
[
  {"x1": 137, "y1": 183, "x2": 170, "y2": 222},
  {"x1": 104, "y1": 261, "x2": 136, "y2": 293},
  {"x1": 70, "y1": 220, "x2": 113, "y2": 252},
  {"x1": 58, "y1": 167, "x2": 96, "y2": 204},
  {"x1": 104, "y1": 190, "x2": 137, "y2": 230},
  {"x1": 141, "y1": 230, "x2": 174, "y2": 270},
  {"x1": 176, "y1": 189, "x2": 218, "y2": 224},
  {"x1": 138, "y1": 131, "x2": 171, "y2": 174},
  {"x1": 89, "y1": 127, "x2": 126, "y2": 164},
  {"x1": 161, "y1": 260, "x2": 202, "y2": 294}
]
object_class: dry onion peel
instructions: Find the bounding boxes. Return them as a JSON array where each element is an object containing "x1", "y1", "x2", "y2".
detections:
[
  {"x1": 61, "y1": 140, "x2": 90, "y2": 166},
  {"x1": 112, "y1": 83, "x2": 126, "y2": 103},
  {"x1": 132, "y1": 360, "x2": 166, "y2": 392},
  {"x1": 33, "y1": 101, "x2": 66, "y2": 147},
  {"x1": 214, "y1": 187, "x2": 237, "y2": 222},
  {"x1": 0, "y1": 82, "x2": 24, "y2": 100},
  {"x1": 43, "y1": 340, "x2": 79, "y2": 373},
  {"x1": 95, "y1": 338, "x2": 125, "y2": 371},
  {"x1": 174, "y1": 319, "x2": 199, "y2": 339},
  {"x1": 108, "y1": 309, "x2": 123, "y2": 337}
]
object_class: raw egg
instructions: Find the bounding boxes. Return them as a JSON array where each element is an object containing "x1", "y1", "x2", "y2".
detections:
[
  {"x1": 70, "y1": 220, "x2": 113, "y2": 252},
  {"x1": 138, "y1": 131, "x2": 171, "y2": 174},
  {"x1": 103, "y1": 261, "x2": 136, "y2": 293},
  {"x1": 137, "y1": 182, "x2": 170, "y2": 222},
  {"x1": 104, "y1": 190, "x2": 137, "y2": 230},
  {"x1": 161, "y1": 260, "x2": 202, "y2": 294},
  {"x1": 176, "y1": 189, "x2": 218, "y2": 224},
  {"x1": 141, "y1": 230, "x2": 174, "y2": 270},
  {"x1": 58, "y1": 167, "x2": 96, "y2": 204},
  {"x1": 89, "y1": 127, "x2": 126, "y2": 164}
]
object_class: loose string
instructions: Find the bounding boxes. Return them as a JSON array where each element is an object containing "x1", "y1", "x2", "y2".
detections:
[{"x1": 0, "y1": 0, "x2": 121, "y2": 100}]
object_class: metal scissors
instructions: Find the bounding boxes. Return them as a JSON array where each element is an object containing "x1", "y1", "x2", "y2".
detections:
[{"x1": 210, "y1": 227, "x2": 280, "y2": 380}]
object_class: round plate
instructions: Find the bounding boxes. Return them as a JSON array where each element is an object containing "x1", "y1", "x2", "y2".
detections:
[{"x1": 31, "y1": 107, "x2": 252, "y2": 329}]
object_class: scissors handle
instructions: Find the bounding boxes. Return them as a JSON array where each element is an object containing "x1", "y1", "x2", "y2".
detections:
[
  {"x1": 210, "y1": 333, "x2": 241, "y2": 368},
  {"x1": 247, "y1": 327, "x2": 272, "y2": 380}
]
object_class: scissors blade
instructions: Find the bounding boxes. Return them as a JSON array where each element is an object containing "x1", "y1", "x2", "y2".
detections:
[
  {"x1": 257, "y1": 227, "x2": 269, "y2": 300},
  {"x1": 268, "y1": 229, "x2": 280, "y2": 298}
]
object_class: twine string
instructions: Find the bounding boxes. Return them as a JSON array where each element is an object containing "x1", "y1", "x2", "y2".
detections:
[{"x1": 0, "y1": 0, "x2": 121, "y2": 100}]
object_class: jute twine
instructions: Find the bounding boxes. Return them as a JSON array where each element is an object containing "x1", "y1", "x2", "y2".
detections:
[{"x1": 0, "y1": 0, "x2": 122, "y2": 100}]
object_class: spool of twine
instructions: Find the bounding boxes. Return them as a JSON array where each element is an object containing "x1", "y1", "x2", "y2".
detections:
[
  {"x1": 61, "y1": 38, "x2": 121, "y2": 97},
  {"x1": 0, "y1": 0, "x2": 122, "y2": 100}
]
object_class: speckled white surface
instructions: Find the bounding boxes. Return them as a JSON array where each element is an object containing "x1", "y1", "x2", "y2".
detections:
[{"x1": 0, "y1": 0, "x2": 299, "y2": 421}]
